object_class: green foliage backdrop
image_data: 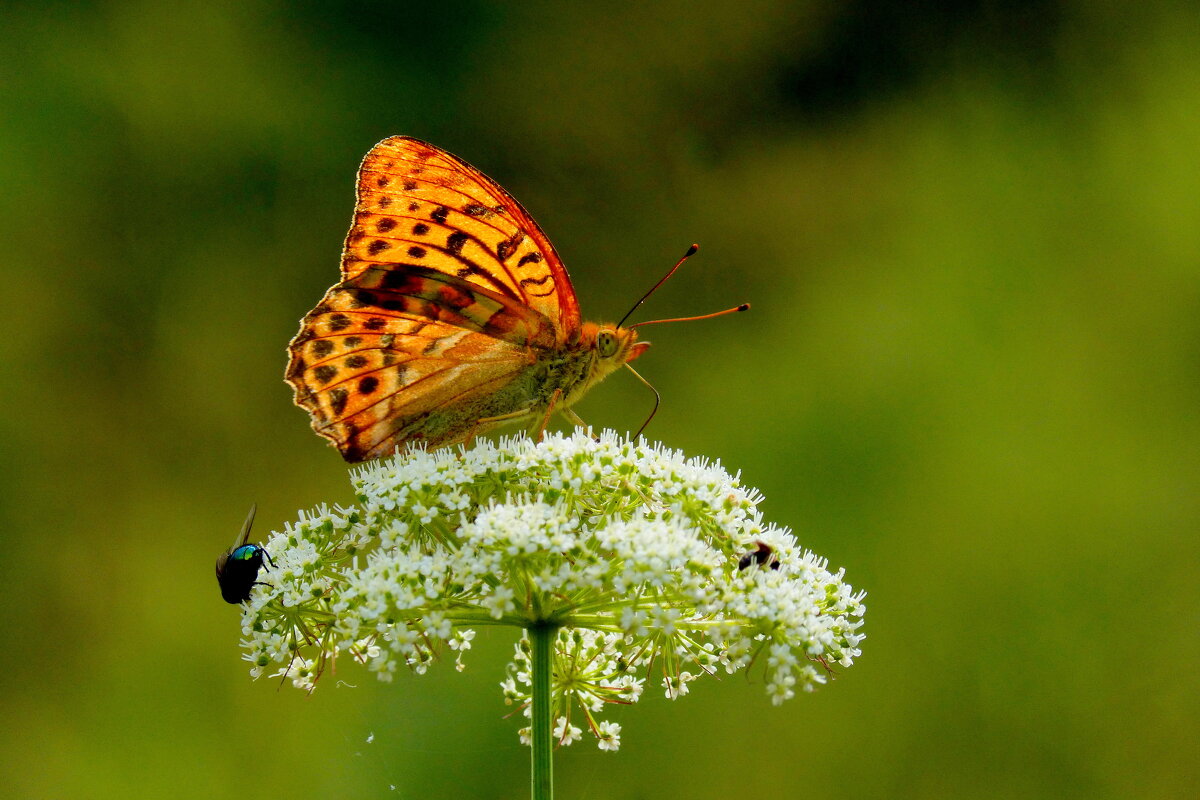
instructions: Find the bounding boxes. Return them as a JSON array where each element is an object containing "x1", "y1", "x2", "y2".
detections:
[{"x1": 1, "y1": 1, "x2": 1196, "y2": 797}]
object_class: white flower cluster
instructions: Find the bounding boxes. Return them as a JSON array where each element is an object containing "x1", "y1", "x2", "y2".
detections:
[{"x1": 238, "y1": 430, "x2": 866, "y2": 747}]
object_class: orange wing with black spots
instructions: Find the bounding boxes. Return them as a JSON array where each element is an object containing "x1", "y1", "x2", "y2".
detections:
[
  {"x1": 343, "y1": 136, "x2": 582, "y2": 341},
  {"x1": 287, "y1": 303, "x2": 531, "y2": 461},
  {"x1": 287, "y1": 138, "x2": 742, "y2": 462},
  {"x1": 287, "y1": 137, "x2": 597, "y2": 461}
]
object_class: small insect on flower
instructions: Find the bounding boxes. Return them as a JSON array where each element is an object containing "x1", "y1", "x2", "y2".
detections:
[
  {"x1": 215, "y1": 504, "x2": 277, "y2": 604},
  {"x1": 738, "y1": 540, "x2": 780, "y2": 571}
]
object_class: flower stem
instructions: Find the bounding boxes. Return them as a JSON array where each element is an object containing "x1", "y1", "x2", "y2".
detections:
[{"x1": 529, "y1": 622, "x2": 556, "y2": 800}]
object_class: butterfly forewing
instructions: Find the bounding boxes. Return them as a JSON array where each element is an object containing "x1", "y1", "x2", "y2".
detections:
[{"x1": 345, "y1": 137, "x2": 581, "y2": 339}]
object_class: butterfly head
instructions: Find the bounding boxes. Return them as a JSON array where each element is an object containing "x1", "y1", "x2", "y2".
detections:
[{"x1": 586, "y1": 322, "x2": 650, "y2": 367}]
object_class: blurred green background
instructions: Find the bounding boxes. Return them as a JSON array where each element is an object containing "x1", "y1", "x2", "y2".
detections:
[{"x1": 2, "y1": 1, "x2": 1196, "y2": 797}]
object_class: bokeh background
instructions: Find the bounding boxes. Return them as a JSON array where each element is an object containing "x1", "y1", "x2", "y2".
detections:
[{"x1": 2, "y1": 1, "x2": 1196, "y2": 797}]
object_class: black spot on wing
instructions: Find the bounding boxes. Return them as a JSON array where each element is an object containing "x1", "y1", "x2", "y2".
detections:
[
  {"x1": 446, "y1": 231, "x2": 468, "y2": 255},
  {"x1": 349, "y1": 290, "x2": 377, "y2": 308},
  {"x1": 329, "y1": 387, "x2": 350, "y2": 415},
  {"x1": 520, "y1": 273, "x2": 555, "y2": 297}
]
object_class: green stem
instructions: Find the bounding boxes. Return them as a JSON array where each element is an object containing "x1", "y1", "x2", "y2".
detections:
[{"x1": 529, "y1": 622, "x2": 556, "y2": 800}]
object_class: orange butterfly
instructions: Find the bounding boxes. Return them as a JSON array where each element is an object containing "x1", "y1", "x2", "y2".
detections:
[{"x1": 286, "y1": 136, "x2": 744, "y2": 462}]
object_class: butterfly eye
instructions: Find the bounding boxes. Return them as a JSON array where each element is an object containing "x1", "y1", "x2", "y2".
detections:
[{"x1": 597, "y1": 330, "x2": 619, "y2": 358}]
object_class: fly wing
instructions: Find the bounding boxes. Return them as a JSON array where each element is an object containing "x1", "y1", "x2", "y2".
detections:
[{"x1": 232, "y1": 503, "x2": 257, "y2": 550}]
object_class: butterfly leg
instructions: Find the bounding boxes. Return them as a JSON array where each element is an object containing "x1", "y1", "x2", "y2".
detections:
[
  {"x1": 463, "y1": 407, "x2": 535, "y2": 446},
  {"x1": 477, "y1": 408, "x2": 534, "y2": 423},
  {"x1": 532, "y1": 389, "x2": 563, "y2": 442},
  {"x1": 561, "y1": 407, "x2": 599, "y2": 442}
]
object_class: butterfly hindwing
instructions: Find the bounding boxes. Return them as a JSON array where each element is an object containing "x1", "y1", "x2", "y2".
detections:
[
  {"x1": 287, "y1": 271, "x2": 549, "y2": 458},
  {"x1": 346, "y1": 338, "x2": 531, "y2": 461}
]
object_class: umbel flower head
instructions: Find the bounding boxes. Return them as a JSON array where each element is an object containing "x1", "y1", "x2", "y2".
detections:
[{"x1": 240, "y1": 431, "x2": 866, "y2": 749}]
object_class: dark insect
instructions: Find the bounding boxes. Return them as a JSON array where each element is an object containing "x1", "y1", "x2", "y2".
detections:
[
  {"x1": 738, "y1": 540, "x2": 780, "y2": 571},
  {"x1": 215, "y1": 504, "x2": 277, "y2": 604}
]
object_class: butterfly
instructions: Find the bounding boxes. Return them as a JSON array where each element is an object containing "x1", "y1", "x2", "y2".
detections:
[{"x1": 286, "y1": 137, "x2": 745, "y2": 462}]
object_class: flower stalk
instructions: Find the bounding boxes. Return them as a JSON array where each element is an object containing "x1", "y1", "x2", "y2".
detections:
[{"x1": 529, "y1": 622, "x2": 556, "y2": 800}]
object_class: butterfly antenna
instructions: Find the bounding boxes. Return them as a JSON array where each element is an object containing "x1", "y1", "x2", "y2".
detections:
[
  {"x1": 629, "y1": 302, "x2": 750, "y2": 330},
  {"x1": 624, "y1": 362, "x2": 661, "y2": 440},
  {"x1": 616, "y1": 244, "x2": 700, "y2": 330}
]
